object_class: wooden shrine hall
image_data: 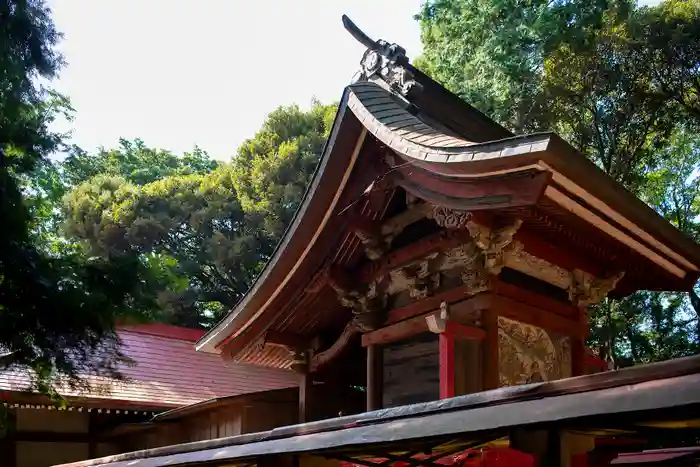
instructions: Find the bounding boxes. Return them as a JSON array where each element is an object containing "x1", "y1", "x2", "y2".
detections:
[
  {"x1": 61, "y1": 15, "x2": 700, "y2": 467},
  {"x1": 197, "y1": 15, "x2": 700, "y2": 412}
]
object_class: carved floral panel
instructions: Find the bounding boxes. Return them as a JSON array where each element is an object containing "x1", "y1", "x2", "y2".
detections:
[{"x1": 497, "y1": 316, "x2": 571, "y2": 387}]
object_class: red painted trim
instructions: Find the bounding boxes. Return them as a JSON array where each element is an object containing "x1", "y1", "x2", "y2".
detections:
[
  {"x1": 118, "y1": 323, "x2": 206, "y2": 342},
  {"x1": 439, "y1": 332, "x2": 455, "y2": 399},
  {"x1": 585, "y1": 355, "x2": 609, "y2": 370}
]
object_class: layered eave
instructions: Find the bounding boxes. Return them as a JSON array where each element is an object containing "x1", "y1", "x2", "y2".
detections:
[{"x1": 197, "y1": 81, "x2": 700, "y2": 360}]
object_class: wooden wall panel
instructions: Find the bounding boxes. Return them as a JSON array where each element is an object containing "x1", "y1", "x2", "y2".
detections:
[
  {"x1": 454, "y1": 339, "x2": 483, "y2": 396},
  {"x1": 383, "y1": 333, "x2": 439, "y2": 408}
]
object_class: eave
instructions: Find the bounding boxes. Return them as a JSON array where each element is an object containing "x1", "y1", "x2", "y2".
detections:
[
  {"x1": 198, "y1": 80, "x2": 700, "y2": 357},
  {"x1": 196, "y1": 91, "x2": 368, "y2": 354}
]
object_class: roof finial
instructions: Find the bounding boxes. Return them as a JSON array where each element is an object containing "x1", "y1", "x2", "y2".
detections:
[{"x1": 342, "y1": 15, "x2": 421, "y2": 98}]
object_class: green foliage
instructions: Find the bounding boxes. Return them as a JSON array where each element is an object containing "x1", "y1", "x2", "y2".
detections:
[
  {"x1": 232, "y1": 101, "x2": 337, "y2": 239},
  {"x1": 61, "y1": 102, "x2": 337, "y2": 328},
  {"x1": 62, "y1": 138, "x2": 219, "y2": 187},
  {"x1": 0, "y1": 0, "x2": 158, "y2": 393}
]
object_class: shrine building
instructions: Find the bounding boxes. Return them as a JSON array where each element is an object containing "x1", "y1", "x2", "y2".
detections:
[
  {"x1": 195, "y1": 16, "x2": 700, "y2": 419},
  {"x1": 56, "y1": 16, "x2": 700, "y2": 467}
]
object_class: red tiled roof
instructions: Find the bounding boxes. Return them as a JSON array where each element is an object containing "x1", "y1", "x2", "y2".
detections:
[{"x1": 0, "y1": 324, "x2": 300, "y2": 408}]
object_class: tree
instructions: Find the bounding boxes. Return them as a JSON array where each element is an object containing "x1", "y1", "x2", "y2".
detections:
[
  {"x1": 232, "y1": 101, "x2": 337, "y2": 240},
  {"x1": 62, "y1": 138, "x2": 219, "y2": 187},
  {"x1": 0, "y1": 0, "x2": 155, "y2": 393},
  {"x1": 62, "y1": 102, "x2": 337, "y2": 328}
]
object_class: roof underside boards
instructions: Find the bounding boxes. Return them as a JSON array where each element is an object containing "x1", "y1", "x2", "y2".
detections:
[
  {"x1": 0, "y1": 325, "x2": 300, "y2": 408},
  {"x1": 53, "y1": 355, "x2": 700, "y2": 467}
]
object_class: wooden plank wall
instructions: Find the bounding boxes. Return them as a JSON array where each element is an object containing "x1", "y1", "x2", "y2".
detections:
[{"x1": 383, "y1": 333, "x2": 440, "y2": 408}]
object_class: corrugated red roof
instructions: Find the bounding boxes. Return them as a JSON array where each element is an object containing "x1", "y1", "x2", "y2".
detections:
[{"x1": 0, "y1": 324, "x2": 300, "y2": 408}]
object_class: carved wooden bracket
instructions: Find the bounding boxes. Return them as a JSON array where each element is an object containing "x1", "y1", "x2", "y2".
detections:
[
  {"x1": 569, "y1": 270, "x2": 625, "y2": 307},
  {"x1": 309, "y1": 320, "x2": 361, "y2": 372},
  {"x1": 350, "y1": 217, "x2": 385, "y2": 260},
  {"x1": 427, "y1": 205, "x2": 472, "y2": 229},
  {"x1": 350, "y1": 203, "x2": 432, "y2": 260},
  {"x1": 387, "y1": 252, "x2": 442, "y2": 299},
  {"x1": 466, "y1": 218, "x2": 523, "y2": 275},
  {"x1": 328, "y1": 268, "x2": 386, "y2": 332}
]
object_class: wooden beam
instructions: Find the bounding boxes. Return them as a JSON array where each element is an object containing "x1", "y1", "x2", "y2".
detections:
[
  {"x1": 360, "y1": 229, "x2": 472, "y2": 284},
  {"x1": 493, "y1": 295, "x2": 584, "y2": 337},
  {"x1": 298, "y1": 353, "x2": 311, "y2": 424},
  {"x1": 386, "y1": 284, "x2": 492, "y2": 325},
  {"x1": 394, "y1": 166, "x2": 550, "y2": 211},
  {"x1": 491, "y1": 279, "x2": 587, "y2": 337},
  {"x1": 364, "y1": 309, "x2": 485, "y2": 347},
  {"x1": 515, "y1": 229, "x2": 602, "y2": 278},
  {"x1": 362, "y1": 313, "x2": 428, "y2": 347},
  {"x1": 439, "y1": 332, "x2": 455, "y2": 399},
  {"x1": 366, "y1": 344, "x2": 383, "y2": 411},
  {"x1": 310, "y1": 321, "x2": 359, "y2": 373}
]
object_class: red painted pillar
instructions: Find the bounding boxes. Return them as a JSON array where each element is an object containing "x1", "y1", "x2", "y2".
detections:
[{"x1": 439, "y1": 329, "x2": 455, "y2": 399}]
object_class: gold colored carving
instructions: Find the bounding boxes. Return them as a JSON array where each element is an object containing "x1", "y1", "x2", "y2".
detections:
[
  {"x1": 461, "y1": 256, "x2": 491, "y2": 295},
  {"x1": 427, "y1": 205, "x2": 472, "y2": 229},
  {"x1": 498, "y1": 317, "x2": 572, "y2": 387},
  {"x1": 466, "y1": 218, "x2": 523, "y2": 275},
  {"x1": 504, "y1": 242, "x2": 571, "y2": 289},
  {"x1": 569, "y1": 269, "x2": 625, "y2": 307}
]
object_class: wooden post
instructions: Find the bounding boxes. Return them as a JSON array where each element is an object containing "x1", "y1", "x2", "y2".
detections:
[
  {"x1": 426, "y1": 303, "x2": 487, "y2": 399},
  {"x1": 483, "y1": 308, "x2": 500, "y2": 390},
  {"x1": 571, "y1": 307, "x2": 588, "y2": 377},
  {"x1": 366, "y1": 344, "x2": 383, "y2": 411},
  {"x1": 294, "y1": 350, "x2": 312, "y2": 424},
  {"x1": 439, "y1": 330, "x2": 456, "y2": 399}
]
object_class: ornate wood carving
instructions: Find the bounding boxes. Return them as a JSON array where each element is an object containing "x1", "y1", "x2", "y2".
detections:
[
  {"x1": 343, "y1": 15, "x2": 421, "y2": 97},
  {"x1": 327, "y1": 268, "x2": 386, "y2": 332},
  {"x1": 350, "y1": 217, "x2": 385, "y2": 260},
  {"x1": 568, "y1": 270, "x2": 625, "y2": 307},
  {"x1": 427, "y1": 206, "x2": 472, "y2": 229},
  {"x1": 352, "y1": 203, "x2": 433, "y2": 260},
  {"x1": 466, "y1": 218, "x2": 523, "y2": 275},
  {"x1": 503, "y1": 241, "x2": 624, "y2": 307},
  {"x1": 386, "y1": 252, "x2": 441, "y2": 299},
  {"x1": 497, "y1": 316, "x2": 572, "y2": 387},
  {"x1": 310, "y1": 320, "x2": 360, "y2": 372},
  {"x1": 504, "y1": 241, "x2": 571, "y2": 289}
]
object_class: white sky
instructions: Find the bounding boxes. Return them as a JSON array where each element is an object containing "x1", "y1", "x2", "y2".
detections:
[
  {"x1": 48, "y1": 0, "x2": 662, "y2": 161},
  {"x1": 47, "y1": 0, "x2": 424, "y2": 160}
]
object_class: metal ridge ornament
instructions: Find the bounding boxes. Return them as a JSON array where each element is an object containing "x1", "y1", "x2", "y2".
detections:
[{"x1": 342, "y1": 15, "x2": 422, "y2": 98}]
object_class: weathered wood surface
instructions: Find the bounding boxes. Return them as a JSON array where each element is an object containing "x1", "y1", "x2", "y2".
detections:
[{"x1": 383, "y1": 334, "x2": 439, "y2": 408}]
